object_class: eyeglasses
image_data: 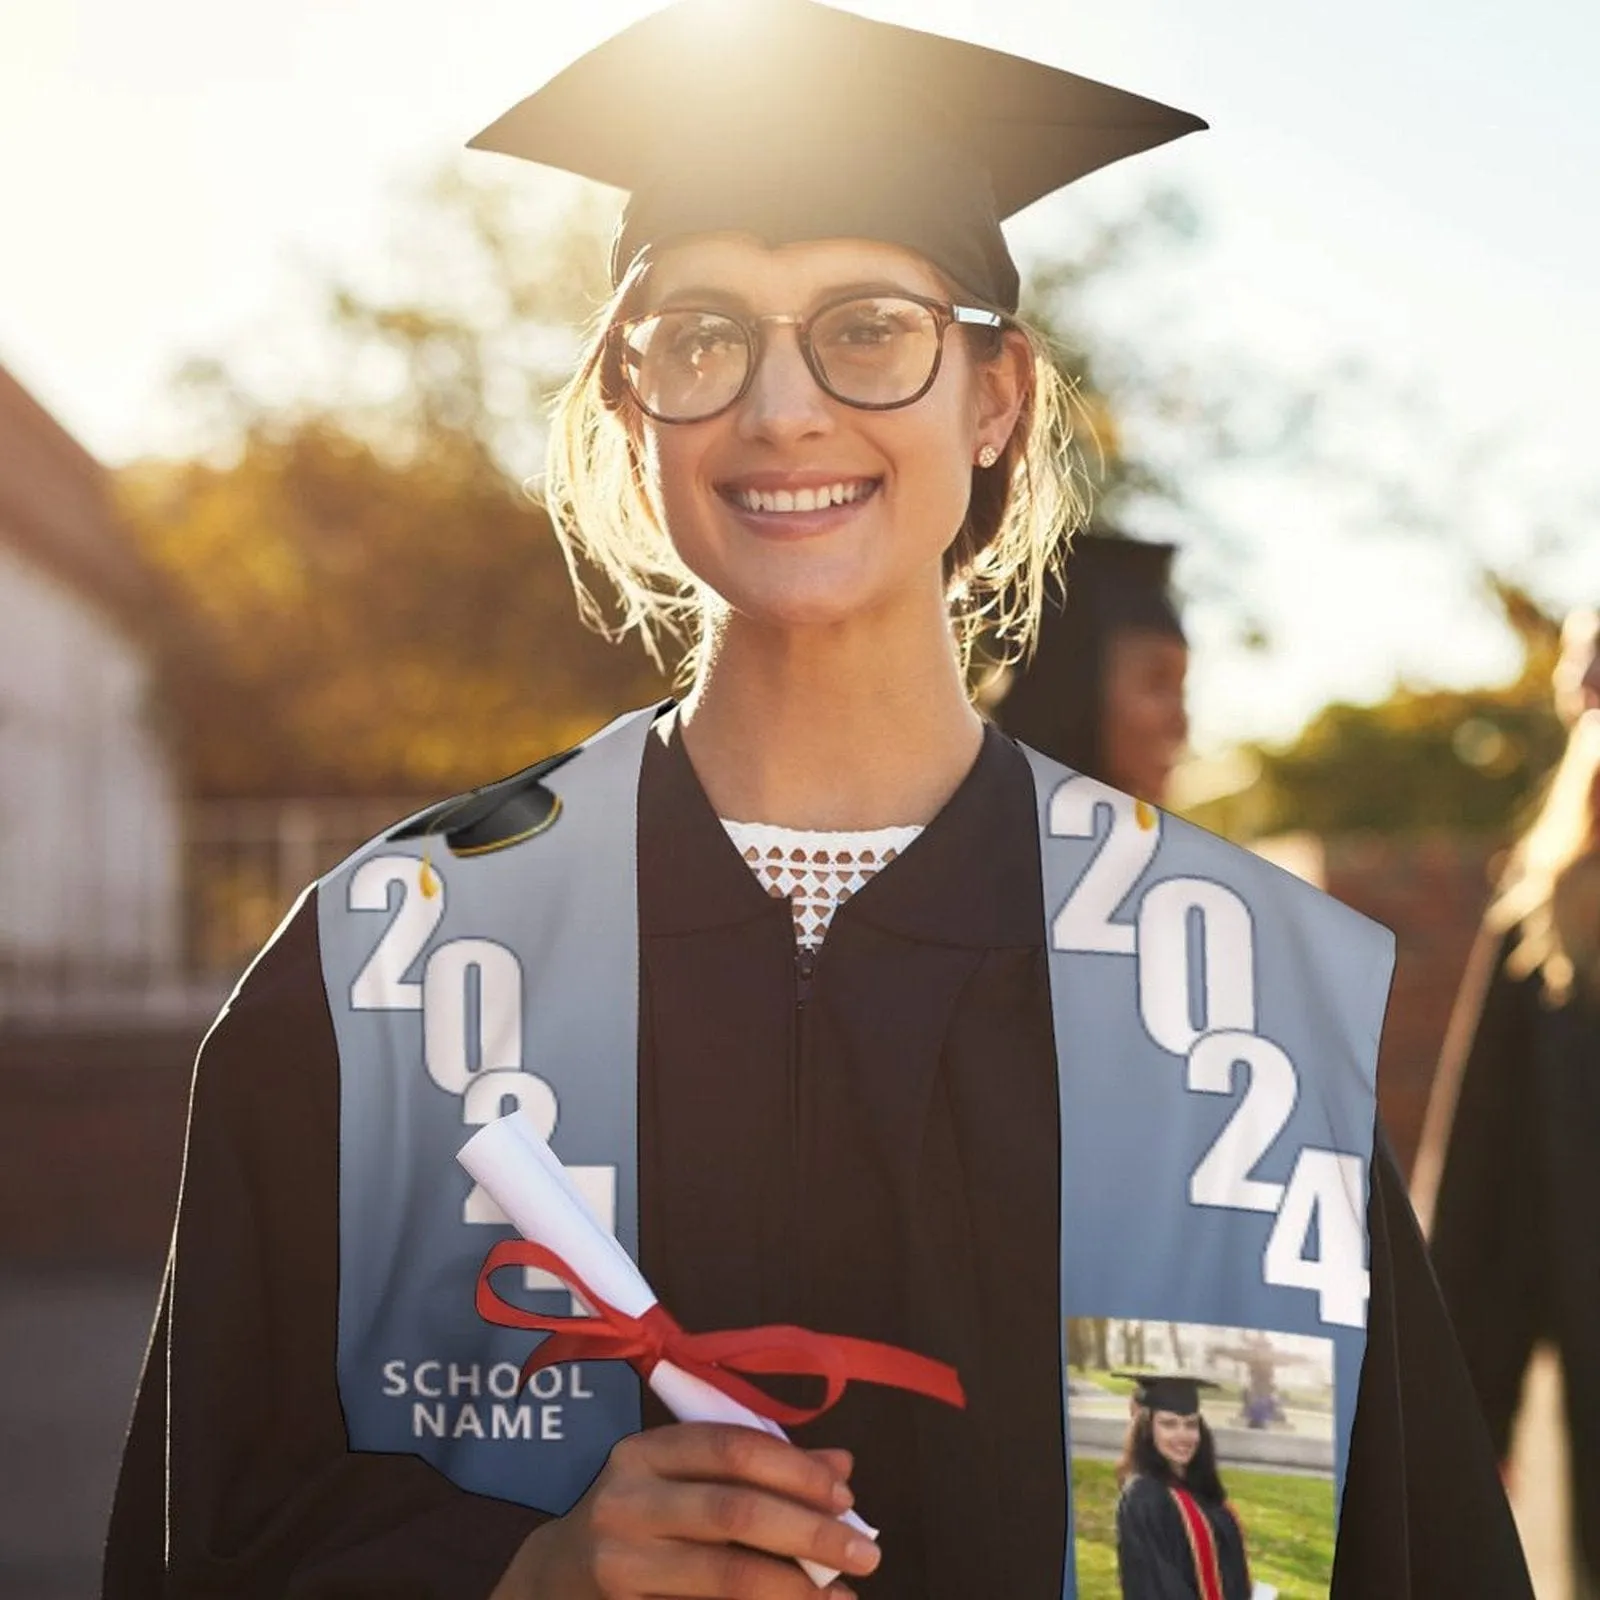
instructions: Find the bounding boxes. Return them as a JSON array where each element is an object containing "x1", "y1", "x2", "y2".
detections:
[{"x1": 609, "y1": 292, "x2": 1005, "y2": 424}]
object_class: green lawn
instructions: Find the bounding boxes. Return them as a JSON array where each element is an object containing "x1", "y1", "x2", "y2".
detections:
[{"x1": 1070, "y1": 1456, "x2": 1334, "y2": 1598}]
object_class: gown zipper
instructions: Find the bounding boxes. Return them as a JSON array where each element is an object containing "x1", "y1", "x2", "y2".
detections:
[
  {"x1": 793, "y1": 937, "x2": 817, "y2": 1145},
  {"x1": 795, "y1": 940, "x2": 818, "y2": 1006},
  {"x1": 790, "y1": 928, "x2": 818, "y2": 1311}
]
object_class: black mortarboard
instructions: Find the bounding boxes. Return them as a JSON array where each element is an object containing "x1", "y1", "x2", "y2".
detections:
[
  {"x1": 1115, "y1": 1372, "x2": 1220, "y2": 1416},
  {"x1": 388, "y1": 748, "x2": 579, "y2": 856},
  {"x1": 469, "y1": 0, "x2": 1205, "y2": 312},
  {"x1": 994, "y1": 531, "x2": 1185, "y2": 776}
]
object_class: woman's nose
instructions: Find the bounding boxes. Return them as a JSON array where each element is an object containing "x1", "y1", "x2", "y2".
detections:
[
  {"x1": 1162, "y1": 688, "x2": 1189, "y2": 746},
  {"x1": 734, "y1": 327, "x2": 833, "y2": 443},
  {"x1": 1582, "y1": 658, "x2": 1600, "y2": 709}
]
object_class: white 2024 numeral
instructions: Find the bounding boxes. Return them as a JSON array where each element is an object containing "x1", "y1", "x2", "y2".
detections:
[
  {"x1": 348, "y1": 856, "x2": 618, "y2": 1309},
  {"x1": 348, "y1": 855, "x2": 446, "y2": 1009},
  {"x1": 1264, "y1": 1150, "x2": 1370, "y2": 1328},
  {"x1": 1049, "y1": 778, "x2": 1368, "y2": 1328}
]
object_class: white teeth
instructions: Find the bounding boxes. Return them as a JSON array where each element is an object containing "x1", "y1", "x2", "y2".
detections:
[{"x1": 732, "y1": 480, "x2": 872, "y2": 513}]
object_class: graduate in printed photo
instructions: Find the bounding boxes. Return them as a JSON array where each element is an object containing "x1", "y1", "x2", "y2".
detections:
[{"x1": 1113, "y1": 1376, "x2": 1252, "y2": 1600}]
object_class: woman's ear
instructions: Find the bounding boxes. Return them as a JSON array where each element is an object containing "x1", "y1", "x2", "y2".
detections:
[{"x1": 973, "y1": 327, "x2": 1031, "y2": 458}]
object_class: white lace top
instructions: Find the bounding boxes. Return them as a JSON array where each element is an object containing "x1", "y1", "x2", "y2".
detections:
[{"x1": 721, "y1": 820, "x2": 924, "y2": 949}]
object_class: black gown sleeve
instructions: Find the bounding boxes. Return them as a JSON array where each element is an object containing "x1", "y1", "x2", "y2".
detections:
[
  {"x1": 1211, "y1": 1503, "x2": 1251, "y2": 1600},
  {"x1": 1115, "y1": 1478, "x2": 1199, "y2": 1600},
  {"x1": 1331, "y1": 1132, "x2": 1534, "y2": 1597},
  {"x1": 102, "y1": 891, "x2": 549, "y2": 1599},
  {"x1": 1421, "y1": 933, "x2": 1548, "y2": 1456}
]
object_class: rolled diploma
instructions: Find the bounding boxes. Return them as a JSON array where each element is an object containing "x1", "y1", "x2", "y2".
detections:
[{"x1": 458, "y1": 1108, "x2": 875, "y2": 1588}]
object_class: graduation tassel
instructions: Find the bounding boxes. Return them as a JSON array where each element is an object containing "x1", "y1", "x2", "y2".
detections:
[{"x1": 419, "y1": 852, "x2": 441, "y2": 899}]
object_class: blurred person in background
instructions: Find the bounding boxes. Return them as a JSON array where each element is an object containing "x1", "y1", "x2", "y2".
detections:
[
  {"x1": 1417, "y1": 605, "x2": 1600, "y2": 1593},
  {"x1": 992, "y1": 532, "x2": 1189, "y2": 805}
]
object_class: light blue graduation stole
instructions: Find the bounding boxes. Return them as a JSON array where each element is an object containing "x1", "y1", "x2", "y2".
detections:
[{"x1": 317, "y1": 705, "x2": 1391, "y2": 1592}]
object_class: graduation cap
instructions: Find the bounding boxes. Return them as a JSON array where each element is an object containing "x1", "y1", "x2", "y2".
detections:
[
  {"x1": 469, "y1": 0, "x2": 1205, "y2": 313},
  {"x1": 994, "y1": 531, "x2": 1185, "y2": 776},
  {"x1": 388, "y1": 748, "x2": 579, "y2": 857},
  {"x1": 1115, "y1": 1371, "x2": 1220, "y2": 1416},
  {"x1": 1067, "y1": 534, "x2": 1185, "y2": 641}
]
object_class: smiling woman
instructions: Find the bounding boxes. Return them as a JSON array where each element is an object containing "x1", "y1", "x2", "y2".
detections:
[
  {"x1": 106, "y1": 3, "x2": 1534, "y2": 1600},
  {"x1": 546, "y1": 235, "x2": 1081, "y2": 686},
  {"x1": 1112, "y1": 1377, "x2": 1251, "y2": 1600}
]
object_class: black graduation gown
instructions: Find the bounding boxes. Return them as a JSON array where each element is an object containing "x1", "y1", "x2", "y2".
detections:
[
  {"x1": 1423, "y1": 920, "x2": 1600, "y2": 1578},
  {"x1": 1114, "y1": 1476, "x2": 1249, "y2": 1600},
  {"x1": 104, "y1": 721, "x2": 1531, "y2": 1598}
]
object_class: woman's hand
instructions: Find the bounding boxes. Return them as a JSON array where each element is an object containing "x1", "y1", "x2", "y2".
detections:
[{"x1": 492, "y1": 1424, "x2": 879, "y2": 1599}]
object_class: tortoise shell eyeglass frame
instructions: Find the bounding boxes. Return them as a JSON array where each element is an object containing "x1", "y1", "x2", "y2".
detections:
[{"x1": 605, "y1": 290, "x2": 1008, "y2": 424}]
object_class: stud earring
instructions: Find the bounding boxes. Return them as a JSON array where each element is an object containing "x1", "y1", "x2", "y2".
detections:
[{"x1": 976, "y1": 444, "x2": 999, "y2": 469}]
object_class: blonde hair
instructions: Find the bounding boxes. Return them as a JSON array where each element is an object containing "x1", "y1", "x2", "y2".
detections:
[
  {"x1": 1493, "y1": 710, "x2": 1600, "y2": 1003},
  {"x1": 542, "y1": 264, "x2": 1090, "y2": 684}
]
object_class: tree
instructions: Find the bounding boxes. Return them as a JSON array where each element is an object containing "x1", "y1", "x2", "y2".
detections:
[
  {"x1": 1022, "y1": 189, "x2": 1251, "y2": 522},
  {"x1": 119, "y1": 172, "x2": 667, "y2": 798},
  {"x1": 1185, "y1": 577, "x2": 1567, "y2": 840},
  {"x1": 121, "y1": 424, "x2": 666, "y2": 797},
  {"x1": 1017, "y1": 186, "x2": 1319, "y2": 653},
  {"x1": 1065, "y1": 1316, "x2": 1113, "y2": 1373}
]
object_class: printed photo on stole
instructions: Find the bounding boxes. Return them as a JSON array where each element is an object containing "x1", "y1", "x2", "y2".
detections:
[{"x1": 1065, "y1": 1317, "x2": 1335, "y2": 1600}]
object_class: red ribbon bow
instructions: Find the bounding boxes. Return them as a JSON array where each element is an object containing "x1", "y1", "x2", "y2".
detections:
[{"x1": 475, "y1": 1239, "x2": 966, "y2": 1429}]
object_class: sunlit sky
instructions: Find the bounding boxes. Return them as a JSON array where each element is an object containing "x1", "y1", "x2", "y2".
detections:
[{"x1": 4, "y1": 0, "x2": 1599, "y2": 751}]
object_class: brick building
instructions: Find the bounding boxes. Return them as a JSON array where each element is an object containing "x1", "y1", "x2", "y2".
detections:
[
  {"x1": 0, "y1": 363, "x2": 185, "y2": 1007},
  {"x1": 1252, "y1": 830, "x2": 1500, "y2": 1169},
  {"x1": 0, "y1": 361, "x2": 198, "y2": 1599},
  {"x1": 0, "y1": 363, "x2": 207, "y2": 1269}
]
